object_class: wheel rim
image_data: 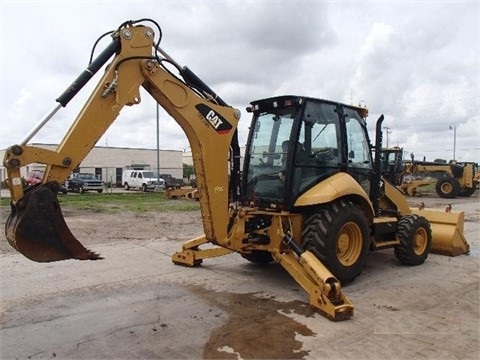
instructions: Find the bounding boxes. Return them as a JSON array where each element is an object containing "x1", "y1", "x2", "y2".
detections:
[
  {"x1": 336, "y1": 222, "x2": 363, "y2": 266},
  {"x1": 441, "y1": 182, "x2": 452, "y2": 194},
  {"x1": 413, "y1": 227, "x2": 428, "y2": 255}
]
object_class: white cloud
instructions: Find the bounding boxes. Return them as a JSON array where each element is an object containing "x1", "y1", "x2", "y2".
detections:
[
  {"x1": 349, "y1": 2, "x2": 478, "y2": 162},
  {"x1": 1, "y1": 1, "x2": 478, "y2": 164}
]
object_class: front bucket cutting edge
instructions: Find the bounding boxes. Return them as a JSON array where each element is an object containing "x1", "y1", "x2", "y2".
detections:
[
  {"x1": 5, "y1": 182, "x2": 102, "y2": 262},
  {"x1": 411, "y1": 208, "x2": 469, "y2": 256}
]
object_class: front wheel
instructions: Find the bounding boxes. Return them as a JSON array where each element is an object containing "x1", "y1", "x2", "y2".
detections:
[
  {"x1": 394, "y1": 215, "x2": 432, "y2": 265},
  {"x1": 301, "y1": 200, "x2": 370, "y2": 284}
]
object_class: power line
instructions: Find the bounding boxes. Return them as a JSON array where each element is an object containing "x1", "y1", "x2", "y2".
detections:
[{"x1": 380, "y1": 90, "x2": 479, "y2": 110}]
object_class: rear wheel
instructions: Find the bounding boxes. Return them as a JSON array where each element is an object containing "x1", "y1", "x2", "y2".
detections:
[
  {"x1": 124, "y1": 183, "x2": 130, "y2": 190},
  {"x1": 458, "y1": 186, "x2": 476, "y2": 197},
  {"x1": 301, "y1": 200, "x2": 370, "y2": 284},
  {"x1": 394, "y1": 215, "x2": 431, "y2": 265},
  {"x1": 435, "y1": 177, "x2": 460, "y2": 198}
]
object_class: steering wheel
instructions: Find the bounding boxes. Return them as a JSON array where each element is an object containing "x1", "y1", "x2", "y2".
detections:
[{"x1": 313, "y1": 147, "x2": 335, "y2": 161}]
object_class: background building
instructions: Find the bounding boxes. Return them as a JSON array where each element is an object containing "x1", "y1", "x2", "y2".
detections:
[{"x1": 0, "y1": 144, "x2": 183, "y2": 187}]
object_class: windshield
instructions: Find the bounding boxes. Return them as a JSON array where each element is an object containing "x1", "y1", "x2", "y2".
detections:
[
  {"x1": 245, "y1": 109, "x2": 296, "y2": 203},
  {"x1": 243, "y1": 100, "x2": 342, "y2": 206},
  {"x1": 78, "y1": 174, "x2": 96, "y2": 179},
  {"x1": 143, "y1": 171, "x2": 156, "y2": 178}
]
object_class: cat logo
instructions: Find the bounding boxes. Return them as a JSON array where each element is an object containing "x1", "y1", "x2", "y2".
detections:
[
  {"x1": 195, "y1": 104, "x2": 233, "y2": 134},
  {"x1": 206, "y1": 110, "x2": 223, "y2": 129}
]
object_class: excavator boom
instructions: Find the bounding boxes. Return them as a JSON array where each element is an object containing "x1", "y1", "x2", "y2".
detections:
[{"x1": 4, "y1": 21, "x2": 238, "y2": 261}]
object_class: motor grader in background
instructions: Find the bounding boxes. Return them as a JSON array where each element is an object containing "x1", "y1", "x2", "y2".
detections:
[
  {"x1": 381, "y1": 147, "x2": 478, "y2": 198},
  {"x1": 3, "y1": 19, "x2": 469, "y2": 322}
]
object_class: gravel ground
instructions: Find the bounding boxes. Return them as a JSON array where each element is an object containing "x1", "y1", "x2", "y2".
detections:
[{"x1": 0, "y1": 191, "x2": 478, "y2": 359}]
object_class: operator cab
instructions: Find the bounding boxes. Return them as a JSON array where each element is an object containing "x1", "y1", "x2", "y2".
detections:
[
  {"x1": 243, "y1": 96, "x2": 372, "y2": 209},
  {"x1": 380, "y1": 147, "x2": 404, "y2": 186}
]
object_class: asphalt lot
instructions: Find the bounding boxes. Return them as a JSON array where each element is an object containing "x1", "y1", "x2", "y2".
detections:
[{"x1": 0, "y1": 191, "x2": 478, "y2": 359}]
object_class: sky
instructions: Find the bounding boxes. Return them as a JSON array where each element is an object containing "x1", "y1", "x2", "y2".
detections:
[{"x1": 1, "y1": 0, "x2": 479, "y2": 163}]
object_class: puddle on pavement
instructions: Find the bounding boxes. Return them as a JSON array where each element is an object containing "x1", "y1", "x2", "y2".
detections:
[{"x1": 186, "y1": 285, "x2": 316, "y2": 359}]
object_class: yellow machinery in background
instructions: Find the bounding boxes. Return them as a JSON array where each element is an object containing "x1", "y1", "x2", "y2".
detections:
[
  {"x1": 165, "y1": 187, "x2": 199, "y2": 200},
  {"x1": 380, "y1": 147, "x2": 478, "y2": 198}
]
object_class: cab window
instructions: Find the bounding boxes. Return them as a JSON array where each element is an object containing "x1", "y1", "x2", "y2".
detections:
[{"x1": 344, "y1": 109, "x2": 371, "y2": 169}]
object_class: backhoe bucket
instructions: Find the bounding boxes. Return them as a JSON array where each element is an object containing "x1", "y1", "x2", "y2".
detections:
[
  {"x1": 5, "y1": 182, "x2": 102, "y2": 262},
  {"x1": 411, "y1": 208, "x2": 469, "y2": 256}
]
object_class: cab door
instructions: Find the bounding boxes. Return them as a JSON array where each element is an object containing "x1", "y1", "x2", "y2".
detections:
[
  {"x1": 343, "y1": 107, "x2": 373, "y2": 195},
  {"x1": 131, "y1": 171, "x2": 138, "y2": 188}
]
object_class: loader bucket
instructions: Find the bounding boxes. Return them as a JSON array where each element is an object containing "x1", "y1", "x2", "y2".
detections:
[
  {"x1": 5, "y1": 182, "x2": 102, "y2": 262},
  {"x1": 411, "y1": 208, "x2": 469, "y2": 256}
]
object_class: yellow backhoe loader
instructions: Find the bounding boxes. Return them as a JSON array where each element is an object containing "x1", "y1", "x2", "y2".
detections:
[{"x1": 3, "y1": 20, "x2": 469, "y2": 321}]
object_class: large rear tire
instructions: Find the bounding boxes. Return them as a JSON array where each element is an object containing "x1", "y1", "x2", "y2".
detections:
[
  {"x1": 435, "y1": 177, "x2": 460, "y2": 198},
  {"x1": 301, "y1": 200, "x2": 370, "y2": 284},
  {"x1": 394, "y1": 214, "x2": 431, "y2": 265}
]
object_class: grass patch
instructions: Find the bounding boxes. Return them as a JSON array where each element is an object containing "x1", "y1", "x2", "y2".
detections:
[{"x1": 0, "y1": 192, "x2": 200, "y2": 213}]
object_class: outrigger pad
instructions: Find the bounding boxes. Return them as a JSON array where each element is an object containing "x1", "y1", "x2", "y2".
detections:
[{"x1": 5, "y1": 182, "x2": 102, "y2": 262}]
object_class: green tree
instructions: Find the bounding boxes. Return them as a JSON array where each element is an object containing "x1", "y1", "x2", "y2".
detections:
[{"x1": 183, "y1": 163, "x2": 195, "y2": 180}]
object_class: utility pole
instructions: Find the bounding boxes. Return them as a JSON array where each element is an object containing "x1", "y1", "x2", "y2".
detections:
[
  {"x1": 156, "y1": 104, "x2": 161, "y2": 188},
  {"x1": 383, "y1": 127, "x2": 392, "y2": 148},
  {"x1": 449, "y1": 124, "x2": 457, "y2": 161}
]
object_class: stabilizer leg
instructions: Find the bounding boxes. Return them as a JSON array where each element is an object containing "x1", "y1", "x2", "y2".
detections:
[
  {"x1": 172, "y1": 235, "x2": 234, "y2": 266},
  {"x1": 274, "y1": 234, "x2": 354, "y2": 321}
]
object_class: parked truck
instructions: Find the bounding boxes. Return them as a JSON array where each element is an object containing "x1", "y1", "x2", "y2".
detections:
[
  {"x1": 67, "y1": 173, "x2": 104, "y2": 193},
  {"x1": 160, "y1": 173, "x2": 184, "y2": 189}
]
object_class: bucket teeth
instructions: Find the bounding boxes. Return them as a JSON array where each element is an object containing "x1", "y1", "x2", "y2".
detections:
[{"x1": 5, "y1": 182, "x2": 102, "y2": 262}]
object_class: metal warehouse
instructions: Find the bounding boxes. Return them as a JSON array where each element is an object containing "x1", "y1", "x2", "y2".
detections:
[{"x1": 0, "y1": 144, "x2": 183, "y2": 187}]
